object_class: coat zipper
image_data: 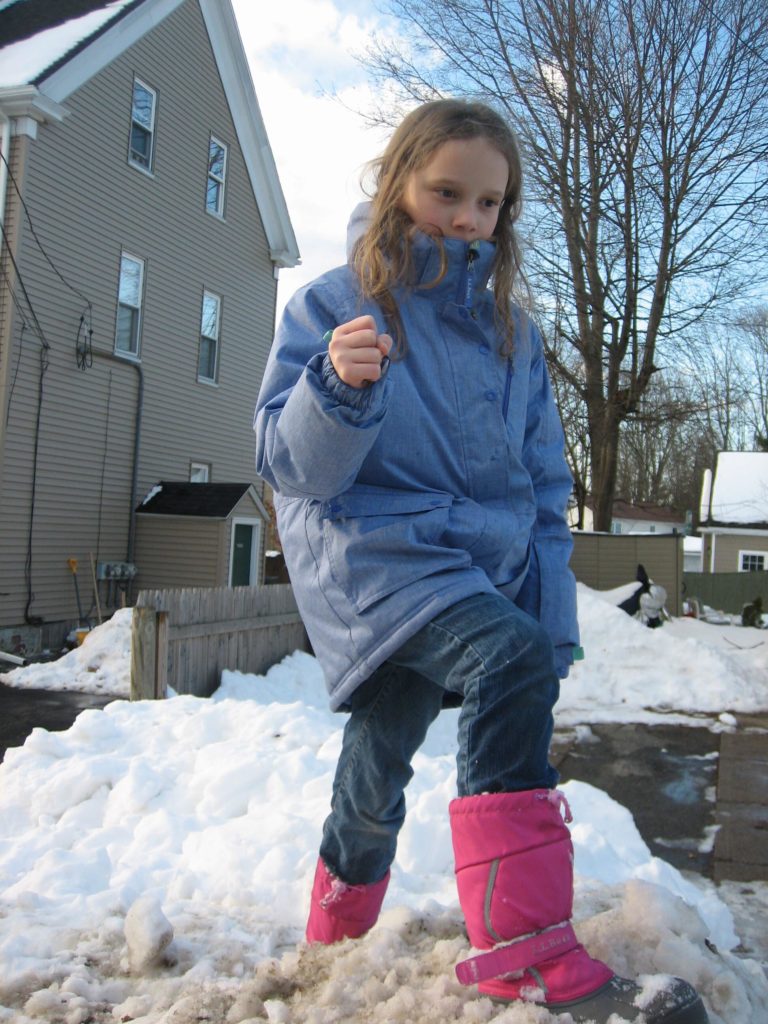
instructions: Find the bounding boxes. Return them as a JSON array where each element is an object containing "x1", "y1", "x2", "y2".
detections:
[
  {"x1": 463, "y1": 241, "x2": 480, "y2": 309},
  {"x1": 461, "y1": 241, "x2": 512, "y2": 419}
]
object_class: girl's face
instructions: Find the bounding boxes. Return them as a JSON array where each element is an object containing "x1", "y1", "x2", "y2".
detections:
[{"x1": 400, "y1": 136, "x2": 509, "y2": 242}]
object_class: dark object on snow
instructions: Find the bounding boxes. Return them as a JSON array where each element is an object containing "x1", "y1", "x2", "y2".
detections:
[
  {"x1": 742, "y1": 595, "x2": 764, "y2": 629},
  {"x1": 618, "y1": 564, "x2": 668, "y2": 628}
]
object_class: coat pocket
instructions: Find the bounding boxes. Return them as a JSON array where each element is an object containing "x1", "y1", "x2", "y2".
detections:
[{"x1": 321, "y1": 489, "x2": 454, "y2": 613}]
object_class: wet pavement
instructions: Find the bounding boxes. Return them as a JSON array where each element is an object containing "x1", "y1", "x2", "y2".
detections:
[
  {"x1": 0, "y1": 682, "x2": 114, "y2": 758},
  {"x1": 1, "y1": 682, "x2": 766, "y2": 884},
  {"x1": 551, "y1": 721, "x2": 720, "y2": 877}
]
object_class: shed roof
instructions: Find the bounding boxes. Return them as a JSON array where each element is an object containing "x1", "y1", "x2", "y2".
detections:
[{"x1": 137, "y1": 482, "x2": 263, "y2": 518}]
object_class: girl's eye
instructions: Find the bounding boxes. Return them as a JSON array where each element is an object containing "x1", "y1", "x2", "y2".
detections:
[
  {"x1": 482, "y1": 198, "x2": 500, "y2": 208},
  {"x1": 436, "y1": 188, "x2": 456, "y2": 199}
]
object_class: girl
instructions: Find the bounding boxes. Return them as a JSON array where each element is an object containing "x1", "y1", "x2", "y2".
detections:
[{"x1": 254, "y1": 100, "x2": 707, "y2": 1024}]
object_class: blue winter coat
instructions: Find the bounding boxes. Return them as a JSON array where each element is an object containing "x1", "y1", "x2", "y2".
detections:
[{"x1": 254, "y1": 232, "x2": 578, "y2": 710}]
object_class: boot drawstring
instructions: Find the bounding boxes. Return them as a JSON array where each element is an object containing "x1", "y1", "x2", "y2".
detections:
[
  {"x1": 545, "y1": 789, "x2": 573, "y2": 824},
  {"x1": 319, "y1": 876, "x2": 354, "y2": 909}
]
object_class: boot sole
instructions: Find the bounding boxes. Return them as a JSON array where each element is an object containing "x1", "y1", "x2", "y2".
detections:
[{"x1": 491, "y1": 980, "x2": 709, "y2": 1024}]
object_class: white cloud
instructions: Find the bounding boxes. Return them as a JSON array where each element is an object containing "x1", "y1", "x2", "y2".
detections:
[{"x1": 231, "y1": 0, "x2": 395, "y2": 312}]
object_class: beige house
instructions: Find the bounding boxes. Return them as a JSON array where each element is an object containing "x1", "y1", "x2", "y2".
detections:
[
  {"x1": 699, "y1": 452, "x2": 768, "y2": 573},
  {"x1": 0, "y1": 0, "x2": 299, "y2": 654}
]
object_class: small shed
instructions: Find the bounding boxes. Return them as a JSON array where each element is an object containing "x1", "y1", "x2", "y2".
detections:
[{"x1": 134, "y1": 482, "x2": 270, "y2": 590}]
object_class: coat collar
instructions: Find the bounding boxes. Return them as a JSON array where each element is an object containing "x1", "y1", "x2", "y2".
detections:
[{"x1": 407, "y1": 232, "x2": 496, "y2": 306}]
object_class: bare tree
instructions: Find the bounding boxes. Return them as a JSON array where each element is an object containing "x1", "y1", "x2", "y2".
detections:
[
  {"x1": 734, "y1": 307, "x2": 768, "y2": 448},
  {"x1": 364, "y1": 0, "x2": 768, "y2": 528},
  {"x1": 614, "y1": 373, "x2": 708, "y2": 510}
]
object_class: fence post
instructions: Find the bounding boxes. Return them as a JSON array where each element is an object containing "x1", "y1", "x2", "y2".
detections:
[{"x1": 131, "y1": 606, "x2": 161, "y2": 700}]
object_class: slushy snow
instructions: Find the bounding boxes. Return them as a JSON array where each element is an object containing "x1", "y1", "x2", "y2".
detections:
[{"x1": 1, "y1": 584, "x2": 767, "y2": 1023}]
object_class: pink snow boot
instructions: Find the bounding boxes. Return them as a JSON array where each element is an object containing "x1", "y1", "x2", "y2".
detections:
[
  {"x1": 305, "y1": 858, "x2": 390, "y2": 944},
  {"x1": 451, "y1": 790, "x2": 709, "y2": 1024}
]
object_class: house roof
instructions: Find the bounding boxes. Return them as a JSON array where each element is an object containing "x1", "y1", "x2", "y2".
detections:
[
  {"x1": 0, "y1": 0, "x2": 299, "y2": 267},
  {"x1": 0, "y1": 1, "x2": 139, "y2": 52},
  {"x1": 137, "y1": 482, "x2": 263, "y2": 518},
  {"x1": 701, "y1": 451, "x2": 768, "y2": 529},
  {"x1": 611, "y1": 499, "x2": 686, "y2": 524}
]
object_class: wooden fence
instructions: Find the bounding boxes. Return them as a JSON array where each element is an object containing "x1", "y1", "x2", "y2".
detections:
[
  {"x1": 570, "y1": 532, "x2": 683, "y2": 615},
  {"x1": 131, "y1": 584, "x2": 309, "y2": 699},
  {"x1": 682, "y1": 571, "x2": 768, "y2": 617}
]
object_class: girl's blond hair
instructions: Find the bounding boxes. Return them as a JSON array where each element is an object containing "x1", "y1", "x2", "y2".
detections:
[{"x1": 352, "y1": 99, "x2": 524, "y2": 355}]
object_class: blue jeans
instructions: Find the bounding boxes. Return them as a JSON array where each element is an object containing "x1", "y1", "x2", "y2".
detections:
[{"x1": 318, "y1": 592, "x2": 560, "y2": 885}]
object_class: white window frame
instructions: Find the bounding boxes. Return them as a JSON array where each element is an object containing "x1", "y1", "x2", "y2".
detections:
[
  {"x1": 128, "y1": 77, "x2": 157, "y2": 173},
  {"x1": 739, "y1": 549, "x2": 766, "y2": 572},
  {"x1": 115, "y1": 252, "x2": 145, "y2": 358},
  {"x1": 206, "y1": 135, "x2": 228, "y2": 216},
  {"x1": 190, "y1": 462, "x2": 210, "y2": 483},
  {"x1": 229, "y1": 517, "x2": 262, "y2": 586},
  {"x1": 198, "y1": 290, "x2": 221, "y2": 384}
]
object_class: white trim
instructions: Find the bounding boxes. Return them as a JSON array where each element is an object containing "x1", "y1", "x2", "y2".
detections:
[
  {"x1": 229, "y1": 516, "x2": 261, "y2": 586},
  {"x1": 198, "y1": 289, "x2": 221, "y2": 383},
  {"x1": 197, "y1": 0, "x2": 299, "y2": 267},
  {"x1": 115, "y1": 250, "x2": 145, "y2": 357},
  {"x1": 35, "y1": 0, "x2": 298, "y2": 268},
  {"x1": 206, "y1": 133, "x2": 227, "y2": 216},
  {"x1": 128, "y1": 75, "x2": 157, "y2": 172},
  {"x1": 189, "y1": 461, "x2": 210, "y2": 482},
  {"x1": 738, "y1": 548, "x2": 768, "y2": 572},
  {"x1": 38, "y1": 0, "x2": 186, "y2": 102},
  {"x1": 698, "y1": 526, "x2": 768, "y2": 537}
]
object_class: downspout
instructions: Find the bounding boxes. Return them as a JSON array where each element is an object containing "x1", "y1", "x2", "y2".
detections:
[{"x1": 92, "y1": 350, "x2": 143, "y2": 567}]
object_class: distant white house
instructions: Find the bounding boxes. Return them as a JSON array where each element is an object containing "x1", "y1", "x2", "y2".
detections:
[
  {"x1": 698, "y1": 451, "x2": 768, "y2": 572},
  {"x1": 570, "y1": 499, "x2": 687, "y2": 535}
]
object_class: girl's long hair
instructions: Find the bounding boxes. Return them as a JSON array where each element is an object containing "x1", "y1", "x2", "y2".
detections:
[{"x1": 351, "y1": 99, "x2": 524, "y2": 356}]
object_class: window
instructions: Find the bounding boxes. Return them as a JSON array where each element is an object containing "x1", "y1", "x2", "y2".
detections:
[
  {"x1": 129, "y1": 78, "x2": 156, "y2": 171},
  {"x1": 198, "y1": 291, "x2": 221, "y2": 382},
  {"x1": 206, "y1": 136, "x2": 228, "y2": 215},
  {"x1": 190, "y1": 462, "x2": 210, "y2": 483},
  {"x1": 115, "y1": 253, "x2": 144, "y2": 357},
  {"x1": 740, "y1": 551, "x2": 766, "y2": 572}
]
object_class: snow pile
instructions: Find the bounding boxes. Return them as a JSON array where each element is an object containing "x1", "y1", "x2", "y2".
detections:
[
  {"x1": 559, "y1": 586, "x2": 768, "y2": 726},
  {"x1": 4, "y1": 585, "x2": 768, "y2": 724},
  {"x1": 0, "y1": 608, "x2": 131, "y2": 696},
  {"x1": 0, "y1": 650, "x2": 766, "y2": 1023}
]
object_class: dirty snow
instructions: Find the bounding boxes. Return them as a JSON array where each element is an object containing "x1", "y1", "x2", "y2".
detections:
[{"x1": 0, "y1": 585, "x2": 767, "y2": 1023}]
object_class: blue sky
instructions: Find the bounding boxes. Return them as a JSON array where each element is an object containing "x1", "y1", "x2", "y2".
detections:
[{"x1": 230, "y1": 0, "x2": 398, "y2": 312}]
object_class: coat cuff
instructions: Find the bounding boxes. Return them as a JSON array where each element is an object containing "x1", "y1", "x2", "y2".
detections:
[{"x1": 320, "y1": 352, "x2": 390, "y2": 412}]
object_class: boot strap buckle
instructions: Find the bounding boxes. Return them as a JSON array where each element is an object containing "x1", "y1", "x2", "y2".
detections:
[{"x1": 455, "y1": 922, "x2": 578, "y2": 985}]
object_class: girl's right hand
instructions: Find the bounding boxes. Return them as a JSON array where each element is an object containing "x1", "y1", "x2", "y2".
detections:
[{"x1": 327, "y1": 315, "x2": 393, "y2": 389}]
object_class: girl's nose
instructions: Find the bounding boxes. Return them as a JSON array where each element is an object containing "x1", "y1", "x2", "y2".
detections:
[{"x1": 452, "y1": 204, "x2": 478, "y2": 234}]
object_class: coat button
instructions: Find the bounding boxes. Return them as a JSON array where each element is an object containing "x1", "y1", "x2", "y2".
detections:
[
  {"x1": 484, "y1": 390, "x2": 497, "y2": 401},
  {"x1": 479, "y1": 343, "x2": 490, "y2": 354}
]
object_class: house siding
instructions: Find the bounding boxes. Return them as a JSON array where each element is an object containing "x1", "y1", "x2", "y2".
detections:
[
  {"x1": 134, "y1": 515, "x2": 221, "y2": 589},
  {"x1": 706, "y1": 533, "x2": 768, "y2": 573},
  {"x1": 0, "y1": 0, "x2": 278, "y2": 634}
]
